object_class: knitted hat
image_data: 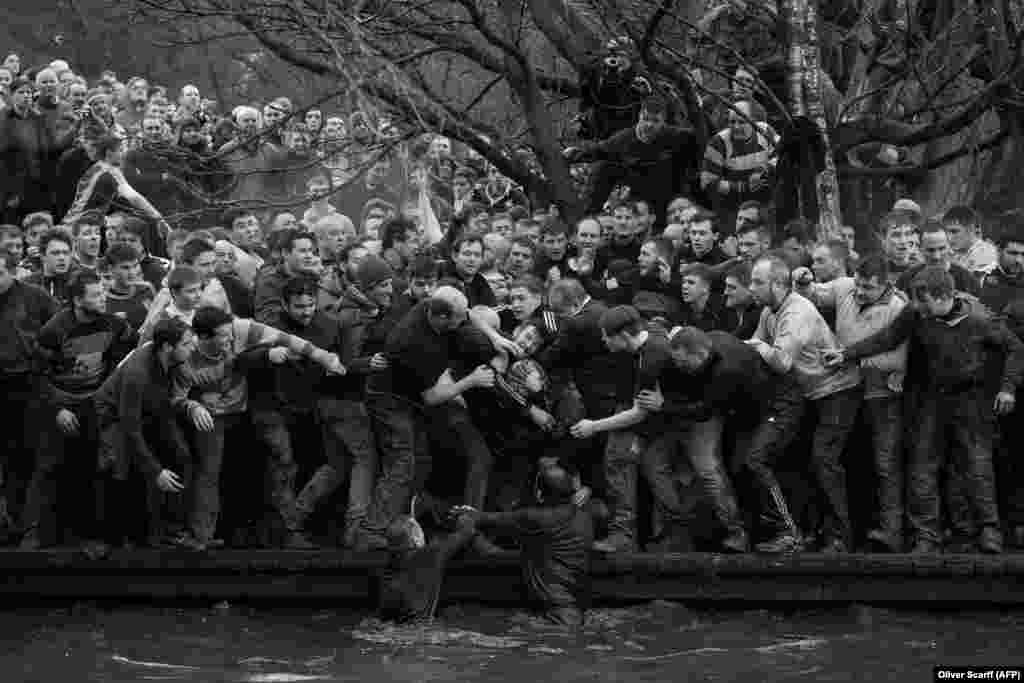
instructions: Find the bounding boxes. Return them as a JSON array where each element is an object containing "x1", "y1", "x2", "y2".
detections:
[{"x1": 355, "y1": 254, "x2": 394, "y2": 290}]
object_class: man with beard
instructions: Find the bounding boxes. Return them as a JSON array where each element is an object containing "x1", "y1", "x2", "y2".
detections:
[
  {"x1": 25, "y1": 229, "x2": 77, "y2": 305},
  {"x1": 566, "y1": 96, "x2": 699, "y2": 224},
  {"x1": 93, "y1": 318, "x2": 197, "y2": 547},
  {"x1": 287, "y1": 255, "x2": 405, "y2": 547},
  {"x1": 254, "y1": 230, "x2": 320, "y2": 327},
  {"x1": 22, "y1": 271, "x2": 137, "y2": 550},
  {"x1": 744, "y1": 255, "x2": 860, "y2": 553}
]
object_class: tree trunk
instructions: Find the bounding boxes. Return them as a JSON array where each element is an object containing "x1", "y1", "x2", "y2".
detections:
[
  {"x1": 803, "y1": 0, "x2": 843, "y2": 238},
  {"x1": 783, "y1": 0, "x2": 843, "y2": 238}
]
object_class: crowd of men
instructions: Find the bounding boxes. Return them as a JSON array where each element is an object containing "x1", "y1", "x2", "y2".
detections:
[{"x1": 2, "y1": 55, "x2": 1024, "y2": 581}]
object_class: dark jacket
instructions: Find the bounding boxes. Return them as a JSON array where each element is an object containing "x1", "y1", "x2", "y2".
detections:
[
  {"x1": 0, "y1": 279, "x2": 59, "y2": 376},
  {"x1": 979, "y1": 266, "x2": 1024, "y2": 317},
  {"x1": 439, "y1": 260, "x2": 497, "y2": 309},
  {"x1": 93, "y1": 344, "x2": 190, "y2": 480},
  {"x1": 24, "y1": 269, "x2": 78, "y2": 306},
  {"x1": 536, "y1": 297, "x2": 635, "y2": 411},
  {"x1": 477, "y1": 503, "x2": 593, "y2": 613},
  {"x1": 895, "y1": 262, "x2": 981, "y2": 299},
  {"x1": 333, "y1": 291, "x2": 407, "y2": 401},
  {"x1": 845, "y1": 295, "x2": 1024, "y2": 395},
  {"x1": 659, "y1": 330, "x2": 773, "y2": 428}
]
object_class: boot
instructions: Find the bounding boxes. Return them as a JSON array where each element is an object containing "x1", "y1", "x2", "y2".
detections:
[
  {"x1": 755, "y1": 533, "x2": 800, "y2": 554},
  {"x1": 910, "y1": 537, "x2": 941, "y2": 554},
  {"x1": 755, "y1": 484, "x2": 800, "y2": 554},
  {"x1": 866, "y1": 528, "x2": 902, "y2": 553},
  {"x1": 283, "y1": 530, "x2": 318, "y2": 550},
  {"x1": 978, "y1": 526, "x2": 1003, "y2": 555},
  {"x1": 720, "y1": 528, "x2": 749, "y2": 554},
  {"x1": 593, "y1": 533, "x2": 636, "y2": 553}
]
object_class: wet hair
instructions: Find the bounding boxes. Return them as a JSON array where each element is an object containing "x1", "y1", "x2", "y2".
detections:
[
  {"x1": 920, "y1": 219, "x2": 947, "y2": 238},
  {"x1": 537, "y1": 462, "x2": 576, "y2": 504},
  {"x1": 910, "y1": 266, "x2": 955, "y2": 300},
  {"x1": 167, "y1": 266, "x2": 202, "y2": 293},
  {"x1": 508, "y1": 235, "x2": 536, "y2": 255},
  {"x1": 192, "y1": 305, "x2": 234, "y2": 338},
  {"x1": 152, "y1": 317, "x2": 191, "y2": 352},
  {"x1": 72, "y1": 210, "x2": 105, "y2": 236},
  {"x1": 181, "y1": 239, "x2": 214, "y2": 265},
  {"x1": 104, "y1": 242, "x2": 141, "y2": 266},
  {"x1": 385, "y1": 515, "x2": 422, "y2": 551},
  {"x1": 68, "y1": 269, "x2": 102, "y2": 301},
  {"x1": 854, "y1": 252, "x2": 890, "y2": 283}
]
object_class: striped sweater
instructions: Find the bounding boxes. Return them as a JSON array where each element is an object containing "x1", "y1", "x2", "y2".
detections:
[
  {"x1": 700, "y1": 123, "x2": 778, "y2": 197},
  {"x1": 170, "y1": 318, "x2": 325, "y2": 418}
]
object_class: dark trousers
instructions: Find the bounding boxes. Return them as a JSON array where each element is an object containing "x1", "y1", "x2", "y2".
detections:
[
  {"x1": 136, "y1": 419, "x2": 193, "y2": 543},
  {"x1": 365, "y1": 394, "x2": 427, "y2": 533},
  {"x1": 0, "y1": 374, "x2": 42, "y2": 534},
  {"x1": 810, "y1": 388, "x2": 861, "y2": 546},
  {"x1": 23, "y1": 400, "x2": 119, "y2": 545},
  {"x1": 424, "y1": 400, "x2": 495, "y2": 511},
  {"x1": 996, "y1": 406, "x2": 1024, "y2": 529},
  {"x1": 642, "y1": 416, "x2": 743, "y2": 536},
  {"x1": 735, "y1": 380, "x2": 806, "y2": 538},
  {"x1": 910, "y1": 389, "x2": 1000, "y2": 544},
  {"x1": 284, "y1": 399, "x2": 378, "y2": 536}
]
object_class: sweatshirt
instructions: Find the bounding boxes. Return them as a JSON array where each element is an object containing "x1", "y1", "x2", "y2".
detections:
[{"x1": 170, "y1": 318, "x2": 327, "y2": 418}]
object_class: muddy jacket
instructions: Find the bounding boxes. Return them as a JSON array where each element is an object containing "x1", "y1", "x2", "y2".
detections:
[
  {"x1": 332, "y1": 291, "x2": 407, "y2": 402},
  {"x1": 845, "y1": 295, "x2": 1024, "y2": 395}
]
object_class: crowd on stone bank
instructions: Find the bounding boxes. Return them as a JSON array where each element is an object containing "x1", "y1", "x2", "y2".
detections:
[{"x1": 2, "y1": 53, "x2": 1024, "y2": 565}]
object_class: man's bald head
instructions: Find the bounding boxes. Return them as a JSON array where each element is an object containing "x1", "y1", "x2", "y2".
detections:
[{"x1": 427, "y1": 285, "x2": 469, "y2": 332}]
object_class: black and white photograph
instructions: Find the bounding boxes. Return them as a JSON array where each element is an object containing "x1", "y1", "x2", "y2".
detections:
[{"x1": 1, "y1": 0, "x2": 1024, "y2": 680}]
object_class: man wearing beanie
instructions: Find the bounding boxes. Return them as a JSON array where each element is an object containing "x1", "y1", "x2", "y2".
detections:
[{"x1": 329, "y1": 253, "x2": 410, "y2": 548}]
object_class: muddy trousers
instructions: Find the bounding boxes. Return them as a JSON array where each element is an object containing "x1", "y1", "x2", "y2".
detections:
[
  {"x1": 364, "y1": 394, "x2": 428, "y2": 535},
  {"x1": 909, "y1": 389, "x2": 999, "y2": 545},
  {"x1": 22, "y1": 400, "x2": 121, "y2": 545},
  {"x1": 278, "y1": 400, "x2": 378, "y2": 541},
  {"x1": 735, "y1": 384, "x2": 807, "y2": 539},
  {"x1": 190, "y1": 412, "x2": 302, "y2": 544},
  {"x1": 641, "y1": 417, "x2": 744, "y2": 537}
]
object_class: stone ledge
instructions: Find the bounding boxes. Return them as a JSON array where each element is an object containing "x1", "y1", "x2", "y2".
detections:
[{"x1": 1, "y1": 549, "x2": 1022, "y2": 604}]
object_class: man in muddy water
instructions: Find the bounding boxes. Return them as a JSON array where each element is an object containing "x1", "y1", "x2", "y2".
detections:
[{"x1": 455, "y1": 460, "x2": 594, "y2": 626}]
